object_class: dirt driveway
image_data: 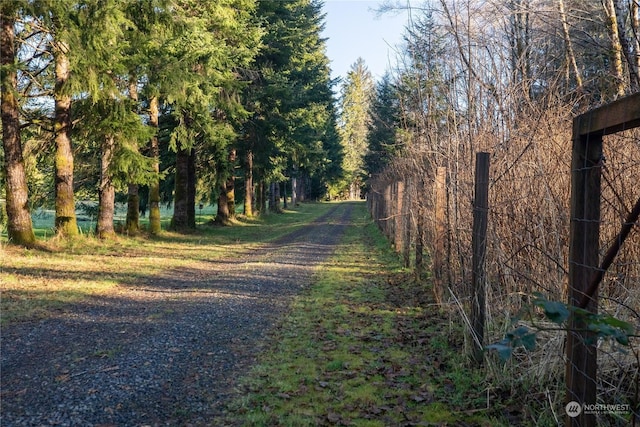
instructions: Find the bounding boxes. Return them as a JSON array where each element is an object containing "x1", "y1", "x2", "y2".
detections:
[{"x1": 1, "y1": 203, "x2": 354, "y2": 426}]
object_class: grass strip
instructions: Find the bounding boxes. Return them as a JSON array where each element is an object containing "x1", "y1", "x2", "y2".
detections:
[{"x1": 221, "y1": 203, "x2": 505, "y2": 426}]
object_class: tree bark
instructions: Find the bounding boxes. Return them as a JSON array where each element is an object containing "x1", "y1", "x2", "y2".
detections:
[
  {"x1": 125, "y1": 184, "x2": 139, "y2": 235},
  {"x1": 148, "y1": 96, "x2": 161, "y2": 234},
  {"x1": 604, "y1": 0, "x2": 627, "y2": 98},
  {"x1": 298, "y1": 173, "x2": 307, "y2": 202},
  {"x1": 96, "y1": 136, "x2": 116, "y2": 239},
  {"x1": 291, "y1": 175, "x2": 297, "y2": 207},
  {"x1": 1, "y1": 10, "x2": 36, "y2": 246},
  {"x1": 52, "y1": 38, "x2": 79, "y2": 237},
  {"x1": 632, "y1": 0, "x2": 640, "y2": 84},
  {"x1": 244, "y1": 150, "x2": 254, "y2": 217},
  {"x1": 125, "y1": 76, "x2": 140, "y2": 234},
  {"x1": 217, "y1": 149, "x2": 236, "y2": 225},
  {"x1": 613, "y1": 0, "x2": 640, "y2": 90},
  {"x1": 283, "y1": 181, "x2": 288, "y2": 209},
  {"x1": 258, "y1": 179, "x2": 266, "y2": 214},
  {"x1": 173, "y1": 146, "x2": 190, "y2": 230},
  {"x1": 558, "y1": 0, "x2": 583, "y2": 92},
  {"x1": 187, "y1": 147, "x2": 196, "y2": 228},
  {"x1": 269, "y1": 182, "x2": 281, "y2": 213}
]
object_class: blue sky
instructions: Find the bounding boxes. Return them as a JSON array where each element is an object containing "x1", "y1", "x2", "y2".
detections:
[{"x1": 321, "y1": 0, "x2": 410, "y2": 82}]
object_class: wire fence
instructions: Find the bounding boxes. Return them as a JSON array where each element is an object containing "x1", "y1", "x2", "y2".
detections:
[{"x1": 367, "y1": 97, "x2": 640, "y2": 425}]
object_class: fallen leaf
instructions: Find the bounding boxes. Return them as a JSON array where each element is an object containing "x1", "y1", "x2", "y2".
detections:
[{"x1": 326, "y1": 412, "x2": 341, "y2": 423}]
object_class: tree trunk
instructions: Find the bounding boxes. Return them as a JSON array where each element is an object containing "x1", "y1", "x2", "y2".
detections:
[
  {"x1": 217, "y1": 186, "x2": 230, "y2": 224},
  {"x1": 298, "y1": 173, "x2": 307, "y2": 202},
  {"x1": 258, "y1": 179, "x2": 266, "y2": 214},
  {"x1": 187, "y1": 148, "x2": 196, "y2": 228},
  {"x1": 148, "y1": 96, "x2": 161, "y2": 234},
  {"x1": 283, "y1": 181, "x2": 288, "y2": 209},
  {"x1": 291, "y1": 176, "x2": 297, "y2": 207},
  {"x1": 125, "y1": 184, "x2": 139, "y2": 235},
  {"x1": 217, "y1": 177, "x2": 235, "y2": 224},
  {"x1": 244, "y1": 150, "x2": 254, "y2": 217},
  {"x1": 632, "y1": 0, "x2": 640, "y2": 84},
  {"x1": 52, "y1": 38, "x2": 78, "y2": 237},
  {"x1": 173, "y1": 146, "x2": 190, "y2": 230},
  {"x1": 613, "y1": 0, "x2": 640, "y2": 91},
  {"x1": 217, "y1": 149, "x2": 236, "y2": 224},
  {"x1": 1, "y1": 11, "x2": 36, "y2": 246},
  {"x1": 558, "y1": 0, "x2": 583, "y2": 92},
  {"x1": 604, "y1": 0, "x2": 627, "y2": 98},
  {"x1": 96, "y1": 136, "x2": 116, "y2": 239},
  {"x1": 269, "y1": 182, "x2": 281, "y2": 213},
  {"x1": 125, "y1": 76, "x2": 140, "y2": 234}
]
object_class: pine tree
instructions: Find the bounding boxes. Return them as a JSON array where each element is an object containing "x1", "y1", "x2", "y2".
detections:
[
  {"x1": 121, "y1": 0, "x2": 172, "y2": 234},
  {"x1": 35, "y1": 0, "x2": 84, "y2": 238},
  {"x1": 338, "y1": 58, "x2": 374, "y2": 200},
  {"x1": 161, "y1": 0, "x2": 261, "y2": 230},
  {"x1": 68, "y1": 0, "x2": 154, "y2": 238},
  {"x1": 241, "y1": 0, "x2": 341, "y2": 210},
  {"x1": 364, "y1": 73, "x2": 400, "y2": 178}
]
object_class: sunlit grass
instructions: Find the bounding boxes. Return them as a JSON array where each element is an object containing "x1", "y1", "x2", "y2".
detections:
[
  {"x1": 220, "y1": 203, "x2": 507, "y2": 426},
  {"x1": 0, "y1": 202, "x2": 338, "y2": 325}
]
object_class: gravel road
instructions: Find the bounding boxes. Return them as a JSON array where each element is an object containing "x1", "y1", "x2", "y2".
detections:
[{"x1": 1, "y1": 203, "x2": 354, "y2": 426}]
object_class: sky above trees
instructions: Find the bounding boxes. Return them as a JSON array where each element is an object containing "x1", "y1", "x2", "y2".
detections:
[{"x1": 322, "y1": 0, "x2": 408, "y2": 80}]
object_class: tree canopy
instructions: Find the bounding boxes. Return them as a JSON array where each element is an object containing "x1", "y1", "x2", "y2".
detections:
[{"x1": 1, "y1": 0, "x2": 343, "y2": 243}]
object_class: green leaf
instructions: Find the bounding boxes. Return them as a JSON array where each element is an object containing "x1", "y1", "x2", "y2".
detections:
[
  {"x1": 485, "y1": 342, "x2": 513, "y2": 361},
  {"x1": 601, "y1": 315, "x2": 635, "y2": 335},
  {"x1": 586, "y1": 314, "x2": 634, "y2": 346},
  {"x1": 506, "y1": 326, "x2": 537, "y2": 351},
  {"x1": 518, "y1": 331, "x2": 537, "y2": 351},
  {"x1": 534, "y1": 296, "x2": 569, "y2": 324}
]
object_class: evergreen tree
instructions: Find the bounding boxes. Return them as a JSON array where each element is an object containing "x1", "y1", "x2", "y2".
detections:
[
  {"x1": 285, "y1": 0, "x2": 341, "y2": 201},
  {"x1": 241, "y1": 0, "x2": 341, "y2": 211},
  {"x1": 364, "y1": 73, "x2": 400, "y2": 178},
  {"x1": 32, "y1": 0, "x2": 84, "y2": 238},
  {"x1": 162, "y1": 0, "x2": 261, "y2": 230},
  {"x1": 120, "y1": 0, "x2": 172, "y2": 234},
  {"x1": 337, "y1": 57, "x2": 373, "y2": 199},
  {"x1": 1, "y1": 1, "x2": 36, "y2": 245}
]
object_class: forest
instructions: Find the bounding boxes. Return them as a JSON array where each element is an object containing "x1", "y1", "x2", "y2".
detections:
[
  {"x1": 2, "y1": 0, "x2": 640, "y2": 424},
  {"x1": 1, "y1": 0, "x2": 343, "y2": 244}
]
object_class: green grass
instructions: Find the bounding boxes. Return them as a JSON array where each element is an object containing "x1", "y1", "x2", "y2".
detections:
[
  {"x1": 0, "y1": 202, "x2": 337, "y2": 325},
  {"x1": 2, "y1": 202, "x2": 520, "y2": 425},
  {"x1": 219, "y1": 203, "x2": 509, "y2": 426}
]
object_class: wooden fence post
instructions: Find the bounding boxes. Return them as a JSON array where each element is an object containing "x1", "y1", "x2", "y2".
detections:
[
  {"x1": 384, "y1": 183, "x2": 392, "y2": 238},
  {"x1": 471, "y1": 153, "x2": 489, "y2": 365},
  {"x1": 415, "y1": 177, "x2": 425, "y2": 273},
  {"x1": 565, "y1": 122, "x2": 603, "y2": 427},
  {"x1": 433, "y1": 166, "x2": 447, "y2": 304},
  {"x1": 564, "y1": 92, "x2": 640, "y2": 427},
  {"x1": 395, "y1": 181, "x2": 405, "y2": 255},
  {"x1": 402, "y1": 179, "x2": 411, "y2": 268}
]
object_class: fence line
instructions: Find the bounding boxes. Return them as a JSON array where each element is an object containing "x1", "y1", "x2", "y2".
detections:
[{"x1": 366, "y1": 94, "x2": 640, "y2": 425}]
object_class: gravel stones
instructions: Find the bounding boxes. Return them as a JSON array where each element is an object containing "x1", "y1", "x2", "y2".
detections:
[{"x1": 1, "y1": 204, "x2": 353, "y2": 426}]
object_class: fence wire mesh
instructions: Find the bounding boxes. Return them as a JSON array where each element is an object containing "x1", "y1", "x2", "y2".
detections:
[{"x1": 367, "y1": 106, "x2": 639, "y2": 425}]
